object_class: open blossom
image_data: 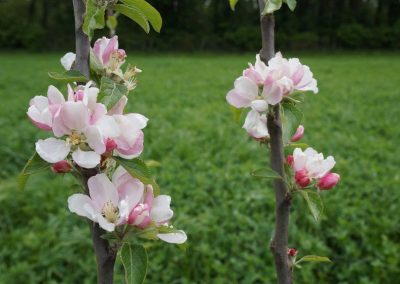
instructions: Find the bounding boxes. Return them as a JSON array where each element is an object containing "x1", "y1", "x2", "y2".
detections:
[
  {"x1": 226, "y1": 52, "x2": 318, "y2": 109},
  {"x1": 93, "y1": 36, "x2": 126, "y2": 71},
  {"x1": 68, "y1": 170, "x2": 187, "y2": 244},
  {"x1": 292, "y1": 147, "x2": 336, "y2": 187},
  {"x1": 29, "y1": 81, "x2": 149, "y2": 168}
]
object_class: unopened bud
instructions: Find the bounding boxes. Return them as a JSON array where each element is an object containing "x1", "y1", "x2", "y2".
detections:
[
  {"x1": 105, "y1": 138, "x2": 117, "y2": 152},
  {"x1": 288, "y1": 248, "x2": 298, "y2": 257},
  {"x1": 52, "y1": 160, "x2": 72, "y2": 173},
  {"x1": 291, "y1": 125, "x2": 304, "y2": 142},
  {"x1": 295, "y1": 169, "x2": 310, "y2": 188},
  {"x1": 287, "y1": 155, "x2": 294, "y2": 166},
  {"x1": 317, "y1": 172, "x2": 340, "y2": 190}
]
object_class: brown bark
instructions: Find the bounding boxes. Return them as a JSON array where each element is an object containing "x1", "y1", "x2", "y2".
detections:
[
  {"x1": 257, "y1": 1, "x2": 292, "y2": 283},
  {"x1": 72, "y1": 1, "x2": 116, "y2": 283}
]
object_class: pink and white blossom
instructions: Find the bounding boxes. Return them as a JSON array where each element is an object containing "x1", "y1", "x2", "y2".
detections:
[
  {"x1": 226, "y1": 76, "x2": 258, "y2": 109},
  {"x1": 243, "y1": 110, "x2": 269, "y2": 139},
  {"x1": 292, "y1": 147, "x2": 336, "y2": 187},
  {"x1": 93, "y1": 36, "x2": 126, "y2": 70}
]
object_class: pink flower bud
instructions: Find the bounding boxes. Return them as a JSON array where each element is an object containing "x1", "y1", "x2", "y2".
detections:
[
  {"x1": 317, "y1": 172, "x2": 340, "y2": 190},
  {"x1": 287, "y1": 155, "x2": 294, "y2": 166},
  {"x1": 75, "y1": 90, "x2": 85, "y2": 101},
  {"x1": 288, "y1": 248, "x2": 298, "y2": 257},
  {"x1": 295, "y1": 169, "x2": 310, "y2": 188},
  {"x1": 105, "y1": 138, "x2": 117, "y2": 152},
  {"x1": 291, "y1": 125, "x2": 304, "y2": 142},
  {"x1": 51, "y1": 160, "x2": 72, "y2": 173}
]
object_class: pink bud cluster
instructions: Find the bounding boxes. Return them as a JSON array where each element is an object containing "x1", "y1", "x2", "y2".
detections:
[{"x1": 226, "y1": 53, "x2": 317, "y2": 139}]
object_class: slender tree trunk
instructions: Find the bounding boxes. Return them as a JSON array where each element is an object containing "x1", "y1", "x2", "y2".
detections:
[
  {"x1": 257, "y1": 1, "x2": 292, "y2": 283},
  {"x1": 72, "y1": 1, "x2": 116, "y2": 283}
]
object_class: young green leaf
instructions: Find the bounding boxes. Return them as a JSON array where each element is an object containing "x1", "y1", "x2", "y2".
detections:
[
  {"x1": 98, "y1": 77, "x2": 128, "y2": 110},
  {"x1": 120, "y1": 243, "x2": 148, "y2": 284},
  {"x1": 296, "y1": 255, "x2": 332, "y2": 265},
  {"x1": 281, "y1": 102, "x2": 303, "y2": 144},
  {"x1": 83, "y1": 0, "x2": 106, "y2": 39},
  {"x1": 299, "y1": 190, "x2": 324, "y2": 222},
  {"x1": 251, "y1": 168, "x2": 282, "y2": 180},
  {"x1": 283, "y1": 0, "x2": 297, "y2": 11},
  {"x1": 262, "y1": 0, "x2": 283, "y2": 15},
  {"x1": 106, "y1": 14, "x2": 118, "y2": 31},
  {"x1": 48, "y1": 70, "x2": 88, "y2": 83},
  {"x1": 230, "y1": 106, "x2": 244, "y2": 123},
  {"x1": 112, "y1": 4, "x2": 150, "y2": 33},
  {"x1": 18, "y1": 152, "x2": 50, "y2": 190},
  {"x1": 229, "y1": 0, "x2": 239, "y2": 11},
  {"x1": 120, "y1": 0, "x2": 162, "y2": 32}
]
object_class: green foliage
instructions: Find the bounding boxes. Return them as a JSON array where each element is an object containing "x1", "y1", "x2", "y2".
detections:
[
  {"x1": 1, "y1": 53, "x2": 400, "y2": 283},
  {"x1": 112, "y1": 0, "x2": 162, "y2": 34},
  {"x1": 18, "y1": 152, "x2": 50, "y2": 190},
  {"x1": 229, "y1": 0, "x2": 239, "y2": 11},
  {"x1": 48, "y1": 70, "x2": 88, "y2": 83},
  {"x1": 251, "y1": 168, "x2": 281, "y2": 180},
  {"x1": 262, "y1": 0, "x2": 283, "y2": 15},
  {"x1": 98, "y1": 76, "x2": 128, "y2": 109},
  {"x1": 298, "y1": 190, "x2": 324, "y2": 222},
  {"x1": 295, "y1": 255, "x2": 332, "y2": 265},
  {"x1": 83, "y1": 0, "x2": 106, "y2": 39},
  {"x1": 119, "y1": 243, "x2": 148, "y2": 284}
]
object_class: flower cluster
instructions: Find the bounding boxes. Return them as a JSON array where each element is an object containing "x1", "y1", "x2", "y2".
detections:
[
  {"x1": 226, "y1": 52, "x2": 317, "y2": 139},
  {"x1": 287, "y1": 147, "x2": 340, "y2": 190},
  {"x1": 27, "y1": 36, "x2": 186, "y2": 244}
]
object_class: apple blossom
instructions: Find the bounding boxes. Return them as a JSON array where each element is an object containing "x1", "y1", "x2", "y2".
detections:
[
  {"x1": 112, "y1": 166, "x2": 187, "y2": 244},
  {"x1": 92, "y1": 36, "x2": 126, "y2": 71},
  {"x1": 292, "y1": 147, "x2": 336, "y2": 187},
  {"x1": 243, "y1": 110, "x2": 269, "y2": 139},
  {"x1": 60, "y1": 52, "x2": 76, "y2": 71},
  {"x1": 317, "y1": 172, "x2": 340, "y2": 190},
  {"x1": 291, "y1": 125, "x2": 304, "y2": 142}
]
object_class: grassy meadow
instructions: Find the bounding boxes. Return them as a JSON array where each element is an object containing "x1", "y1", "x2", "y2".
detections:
[{"x1": 0, "y1": 52, "x2": 399, "y2": 283}]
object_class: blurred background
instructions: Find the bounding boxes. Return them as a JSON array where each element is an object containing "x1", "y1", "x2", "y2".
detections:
[{"x1": 0, "y1": 0, "x2": 400, "y2": 283}]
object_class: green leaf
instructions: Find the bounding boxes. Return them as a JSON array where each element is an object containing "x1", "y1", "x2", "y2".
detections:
[
  {"x1": 106, "y1": 14, "x2": 118, "y2": 31},
  {"x1": 98, "y1": 77, "x2": 128, "y2": 110},
  {"x1": 83, "y1": 0, "x2": 106, "y2": 39},
  {"x1": 113, "y1": 157, "x2": 160, "y2": 195},
  {"x1": 48, "y1": 70, "x2": 88, "y2": 83},
  {"x1": 229, "y1": 0, "x2": 239, "y2": 11},
  {"x1": 296, "y1": 255, "x2": 332, "y2": 264},
  {"x1": 120, "y1": 243, "x2": 148, "y2": 284},
  {"x1": 251, "y1": 168, "x2": 282, "y2": 180},
  {"x1": 120, "y1": 0, "x2": 162, "y2": 32},
  {"x1": 281, "y1": 102, "x2": 303, "y2": 144},
  {"x1": 299, "y1": 190, "x2": 324, "y2": 222},
  {"x1": 112, "y1": 4, "x2": 150, "y2": 33},
  {"x1": 18, "y1": 152, "x2": 50, "y2": 190},
  {"x1": 287, "y1": 142, "x2": 308, "y2": 149},
  {"x1": 262, "y1": 0, "x2": 283, "y2": 15},
  {"x1": 283, "y1": 0, "x2": 297, "y2": 11}
]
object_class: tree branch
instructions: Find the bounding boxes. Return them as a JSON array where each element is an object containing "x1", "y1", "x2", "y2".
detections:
[
  {"x1": 72, "y1": 1, "x2": 116, "y2": 283},
  {"x1": 257, "y1": 1, "x2": 292, "y2": 283}
]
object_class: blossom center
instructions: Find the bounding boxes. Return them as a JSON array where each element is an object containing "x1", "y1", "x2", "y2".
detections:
[
  {"x1": 67, "y1": 132, "x2": 84, "y2": 146},
  {"x1": 101, "y1": 201, "x2": 119, "y2": 223}
]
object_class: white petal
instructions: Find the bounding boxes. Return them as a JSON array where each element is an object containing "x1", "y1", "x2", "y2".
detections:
[
  {"x1": 72, "y1": 148, "x2": 100, "y2": 169},
  {"x1": 157, "y1": 230, "x2": 187, "y2": 244},
  {"x1": 61, "y1": 101, "x2": 90, "y2": 132},
  {"x1": 96, "y1": 115, "x2": 121, "y2": 138},
  {"x1": 97, "y1": 214, "x2": 116, "y2": 232},
  {"x1": 60, "y1": 52, "x2": 76, "y2": 70},
  {"x1": 47, "y1": 85, "x2": 65, "y2": 105},
  {"x1": 151, "y1": 195, "x2": 173, "y2": 224},
  {"x1": 68, "y1": 193, "x2": 97, "y2": 221},
  {"x1": 87, "y1": 173, "x2": 119, "y2": 209},
  {"x1": 85, "y1": 126, "x2": 106, "y2": 154},
  {"x1": 36, "y1": 138, "x2": 70, "y2": 163}
]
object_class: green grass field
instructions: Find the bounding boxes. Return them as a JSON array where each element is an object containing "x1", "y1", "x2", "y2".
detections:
[{"x1": 0, "y1": 52, "x2": 399, "y2": 283}]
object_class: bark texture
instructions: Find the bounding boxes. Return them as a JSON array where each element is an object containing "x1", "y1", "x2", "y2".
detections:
[
  {"x1": 72, "y1": 1, "x2": 116, "y2": 283},
  {"x1": 257, "y1": 1, "x2": 292, "y2": 283}
]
